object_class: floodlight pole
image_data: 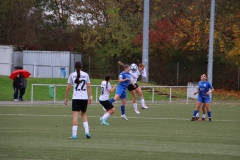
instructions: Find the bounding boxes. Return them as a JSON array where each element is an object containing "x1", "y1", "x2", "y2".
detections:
[
  {"x1": 142, "y1": 0, "x2": 150, "y2": 82},
  {"x1": 207, "y1": 0, "x2": 215, "y2": 85}
]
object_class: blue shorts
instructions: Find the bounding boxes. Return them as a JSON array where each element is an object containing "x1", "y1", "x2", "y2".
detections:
[
  {"x1": 116, "y1": 85, "x2": 127, "y2": 99},
  {"x1": 197, "y1": 96, "x2": 211, "y2": 103}
]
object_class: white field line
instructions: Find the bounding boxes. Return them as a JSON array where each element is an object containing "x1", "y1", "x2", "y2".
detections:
[{"x1": 0, "y1": 114, "x2": 239, "y2": 122}]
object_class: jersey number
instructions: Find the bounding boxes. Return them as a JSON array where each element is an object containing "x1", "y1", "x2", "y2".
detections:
[
  {"x1": 101, "y1": 87, "x2": 105, "y2": 95},
  {"x1": 75, "y1": 80, "x2": 86, "y2": 91}
]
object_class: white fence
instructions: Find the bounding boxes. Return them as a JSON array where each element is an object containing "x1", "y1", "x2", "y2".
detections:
[{"x1": 31, "y1": 84, "x2": 198, "y2": 104}]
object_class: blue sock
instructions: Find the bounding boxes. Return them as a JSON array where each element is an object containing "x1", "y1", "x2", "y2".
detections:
[
  {"x1": 109, "y1": 98, "x2": 115, "y2": 103},
  {"x1": 193, "y1": 110, "x2": 198, "y2": 117},
  {"x1": 121, "y1": 105, "x2": 125, "y2": 115},
  {"x1": 207, "y1": 111, "x2": 211, "y2": 118}
]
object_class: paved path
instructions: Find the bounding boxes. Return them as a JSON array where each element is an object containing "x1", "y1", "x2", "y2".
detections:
[{"x1": 0, "y1": 101, "x2": 65, "y2": 105}]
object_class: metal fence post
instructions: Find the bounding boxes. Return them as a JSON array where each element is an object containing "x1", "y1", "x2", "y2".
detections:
[
  {"x1": 152, "y1": 87, "x2": 154, "y2": 103},
  {"x1": 96, "y1": 86, "x2": 98, "y2": 103},
  {"x1": 31, "y1": 84, "x2": 34, "y2": 104},
  {"x1": 170, "y1": 87, "x2": 172, "y2": 103},
  {"x1": 54, "y1": 85, "x2": 56, "y2": 104}
]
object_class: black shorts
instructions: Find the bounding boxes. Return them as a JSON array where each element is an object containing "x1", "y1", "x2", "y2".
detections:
[
  {"x1": 99, "y1": 100, "x2": 114, "y2": 110},
  {"x1": 127, "y1": 83, "x2": 139, "y2": 91},
  {"x1": 72, "y1": 99, "x2": 88, "y2": 112}
]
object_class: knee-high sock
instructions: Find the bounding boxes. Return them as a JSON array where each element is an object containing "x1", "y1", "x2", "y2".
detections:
[
  {"x1": 72, "y1": 126, "x2": 78, "y2": 136},
  {"x1": 83, "y1": 122, "x2": 89, "y2": 133},
  {"x1": 207, "y1": 111, "x2": 211, "y2": 118},
  {"x1": 102, "y1": 112, "x2": 111, "y2": 121},
  {"x1": 121, "y1": 105, "x2": 125, "y2": 115},
  {"x1": 133, "y1": 103, "x2": 137, "y2": 109},
  {"x1": 192, "y1": 110, "x2": 198, "y2": 117},
  {"x1": 109, "y1": 98, "x2": 115, "y2": 103}
]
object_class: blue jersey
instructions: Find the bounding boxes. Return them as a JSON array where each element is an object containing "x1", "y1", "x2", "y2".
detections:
[
  {"x1": 198, "y1": 81, "x2": 213, "y2": 97},
  {"x1": 118, "y1": 71, "x2": 131, "y2": 89}
]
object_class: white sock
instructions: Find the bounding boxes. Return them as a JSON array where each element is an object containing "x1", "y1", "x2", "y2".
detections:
[
  {"x1": 102, "y1": 112, "x2": 111, "y2": 121},
  {"x1": 202, "y1": 114, "x2": 206, "y2": 118},
  {"x1": 83, "y1": 122, "x2": 89, "y2": 133},
  {"x1": 133, "y1": 103, "x2": 137, "y2": 109},
  {"x1": 140, "y1": 99, "x2": 145, "y2": 106},
  {"x1": 196, "y1": 113, "x2": 199, "y2": 118},
  {"x1": 72, "y1": 126, "x2": 78, "y2": 136}
]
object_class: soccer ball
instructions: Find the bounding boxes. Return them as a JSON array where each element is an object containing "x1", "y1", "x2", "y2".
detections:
[{"x1": 130, "y1": 63, "x2": 138, "y2": 72}]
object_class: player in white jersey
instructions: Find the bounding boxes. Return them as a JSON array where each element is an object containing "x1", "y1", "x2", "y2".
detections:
[
  {"x1": 99, "y1": 75, "x2": 117, "y2": 125},
  {"x1": 127, "y1": 63, "x2": 149, "y2": 114},
  {"x1": 64, "y1": 61, "x2": 93, "y2": 139}
]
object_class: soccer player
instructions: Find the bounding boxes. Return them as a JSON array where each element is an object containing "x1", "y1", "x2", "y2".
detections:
[
  {"x1": 191, "y1": 74, "x2": 214, "y2": 121},
  {"x1": 99, "y1": 74, "x2": 117, "y2": 125},
  {"x1": 64, "y1": 61, "x2": 93, "y2": 139},
  {"x1": 128, "y1": 62, "x2": 149, "y2": 114},
  {"x1": 108, "y1": 61, "x2": 135, "y2": 121}
]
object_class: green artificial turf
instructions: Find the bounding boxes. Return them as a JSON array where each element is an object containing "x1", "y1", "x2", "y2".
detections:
[{"x1": 0, "y1": 103, "x2": 239, "y2": 160}]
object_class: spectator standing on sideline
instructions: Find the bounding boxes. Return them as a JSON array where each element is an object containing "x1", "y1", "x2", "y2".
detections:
[
  {"x1": 18, "y1": 73, "x2": 27, "y2": 101},
  {"x1": 13, "y1": 74, "x2": 21, "y2": 101}
]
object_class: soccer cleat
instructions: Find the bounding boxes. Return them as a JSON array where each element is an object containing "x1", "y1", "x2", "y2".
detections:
[
  {"x1": 100, "y1": 117, "x2": 103, "y2": 124},
  {"x1": 209, "y1": 118, "x2": 211, "y2": 122},
  {"x1": 102, "y1": 121, "x2": 110, "y2": 126},
  {"x1": 191, "y1": 117, "x2": 198, "y2": 121},
  {"x1": 100, "y1": 117, "x2": 110, "y2": 125},
  {"x1": 85, "y1": 133, "x2": 91, "y2": 139},
  {"x1": 134, "y1": 108, "x2": 140, "y2": 114},
  {"x1": 69, "y1": 135, "x2": 77, "y2": 139},
  {"x1": 141, "y1": 106, "x2": 149, "y2": 109},
  {"x1": 121, "y1": 115, "x2": 128, "y2": 121},
  {"x1": 201, "y1": 118, "x2": 205, "y2": 121}
]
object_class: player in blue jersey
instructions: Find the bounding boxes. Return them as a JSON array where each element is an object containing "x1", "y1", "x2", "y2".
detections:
[
  {"x1": 191, "y1": 74, "x2": 214, "y2": 121},
  {"x1": 108, "y1": 61, "x2": 135, "y2": 121}
]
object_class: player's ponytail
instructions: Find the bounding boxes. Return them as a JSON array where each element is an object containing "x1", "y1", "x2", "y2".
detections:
[
  {"x1": 118, "y1": 61, "x2": 129, "y2": 69},
  {"x1": 74, "y1": 61, "x2": 82, "y2": 90},
  {"x1": 118, "y1": 61, "x2": 125, "y2": 67},
  {"x1": 104, "y1": 74, "x2": 111, "y2": 89}
]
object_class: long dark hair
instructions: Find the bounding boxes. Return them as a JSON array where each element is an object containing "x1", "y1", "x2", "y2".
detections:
[
  {"x1": 74, "y1": 61, "x2": 82, "y2": 90},
  {"x1": 104, "y1": 74, "x2": 111, "y2": 89}
]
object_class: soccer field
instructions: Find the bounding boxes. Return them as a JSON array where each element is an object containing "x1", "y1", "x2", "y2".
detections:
[{"x1": 0, "y1": 103, "x2": 239, "y2": 160}]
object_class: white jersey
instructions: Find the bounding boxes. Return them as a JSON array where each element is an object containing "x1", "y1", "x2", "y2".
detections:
[
  {"x1": 99, "y1": 81, "x2": 112, "y2": 101},
  {"x1": 130, "y1": 67, "x2": 147, "y2": 84},
  {"x1": 67, "y1": 71, "x2": 90, "y2": 99}
]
